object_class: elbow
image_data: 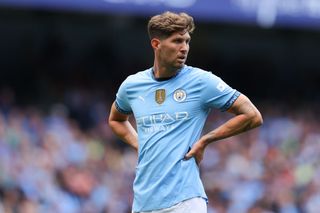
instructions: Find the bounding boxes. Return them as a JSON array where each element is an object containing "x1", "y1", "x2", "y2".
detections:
[
  {"x1": 245, "y1": 108, "x2": 263, "y2": 129},
  {"x1": 108, "y1": 119, "x2": 120, "y2": 134},
  {"x1": 251, "y1": 110, "x2": 263, "y2": 128},
  {"x1": 107, "y1": 115, "x2": 112, "y2": 126},
  {"x1": 108, "y1": 118, "x2": 116, "y2": 130},
  {"x1": 108, "y1": 115, "x2": 116, "y2": 130}
]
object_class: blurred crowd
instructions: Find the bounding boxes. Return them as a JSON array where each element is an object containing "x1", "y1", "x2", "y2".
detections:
[{"x1": 0, "y1": 88, "x2": 319, "y2": 213}]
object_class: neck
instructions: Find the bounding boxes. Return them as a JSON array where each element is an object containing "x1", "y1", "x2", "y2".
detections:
[{"x1": 153, "y1": 62, "x2": 180, "y2": 79}]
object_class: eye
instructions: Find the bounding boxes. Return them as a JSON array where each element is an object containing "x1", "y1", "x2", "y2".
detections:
[
  {"x1": 173, "y1": 38, "x2": 191, "y2": 45},
  {"x1": 173, "y1": 38, "x2": 183, "y2": 44}
]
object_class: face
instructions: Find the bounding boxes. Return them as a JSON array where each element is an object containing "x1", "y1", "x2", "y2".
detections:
[{"x1": 154, "y1": 31, "x2": 191, "y2": 70}]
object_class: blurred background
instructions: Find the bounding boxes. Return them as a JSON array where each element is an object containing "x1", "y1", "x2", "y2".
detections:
[{"x1": 0, "y1": 0, "x2": 319, "y2": 212}]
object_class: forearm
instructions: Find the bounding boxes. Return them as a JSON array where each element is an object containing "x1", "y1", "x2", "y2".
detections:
[
  {"x1": 109, "y1": 120, "x2": 138, "y2": 151},
  {"x1": 185, "y1": 110, "x2": 262, "y2": 163},
  {"x1": 201, "y1": 94, "x2": 262, "y2": 145},
  {"x1": 201, "y1": 114, "x2": 259, "y2": 145}
]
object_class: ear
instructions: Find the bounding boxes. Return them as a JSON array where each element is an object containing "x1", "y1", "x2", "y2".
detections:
[{"x1": 151, "y1": 38, "x2": 161, "y2": 50}]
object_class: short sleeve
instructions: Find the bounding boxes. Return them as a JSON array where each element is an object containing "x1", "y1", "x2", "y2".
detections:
[
  {"x1": 115, "y1": 79, "x2": 133, "y2": 114},
  {"x1": 201, "y1": 71, "x2": 240, "y2": 111}
]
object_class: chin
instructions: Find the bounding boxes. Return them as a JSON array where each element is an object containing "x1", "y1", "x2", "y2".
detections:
[{"x1": 175, "y1": 63, "x2": 185, "y2": 68}]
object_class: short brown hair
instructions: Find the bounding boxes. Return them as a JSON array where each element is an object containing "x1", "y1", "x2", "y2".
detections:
[{"x1": 147, "y1": 11, "x2": 195, "y2": 40}]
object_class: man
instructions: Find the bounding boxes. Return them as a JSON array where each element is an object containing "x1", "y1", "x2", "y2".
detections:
[{"x1": 109, "y1": 11, "x2": 263, "y2": 213}]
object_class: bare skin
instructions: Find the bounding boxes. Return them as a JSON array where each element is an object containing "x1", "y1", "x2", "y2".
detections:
[
  {"x1": 109, "y1": 31, "x2": 192, "y2": 151},
  {"x1": 109, "y1": 102, "x2": 138, "y2": 151},
  {"x1": 108, "y1": 31, "x2": 263, "y2": 163},
  {"x1": 151, "y1": 31, "x2": 191, "y2": 78},
  {"x1": 184, "y1": 94, "x2": 263, "y2": 165}
]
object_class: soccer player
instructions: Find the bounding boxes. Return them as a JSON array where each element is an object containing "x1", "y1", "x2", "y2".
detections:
[{"x1": 108, "y1": 11, "x2": 263, "y2": 213}]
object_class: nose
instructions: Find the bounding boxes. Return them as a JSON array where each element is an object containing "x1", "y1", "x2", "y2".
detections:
[{"x1": 180, "y1": 42, "x2": 188, "y2": 53}]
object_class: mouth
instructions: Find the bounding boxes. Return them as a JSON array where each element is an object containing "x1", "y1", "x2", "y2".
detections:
[{"x1": 177, "y1": 55, "x2": 186, "y2": 62}]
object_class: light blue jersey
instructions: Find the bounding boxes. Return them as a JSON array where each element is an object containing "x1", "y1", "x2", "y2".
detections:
[{"x1": 115, "y1": 65, "x2": 240, "y2": 212}]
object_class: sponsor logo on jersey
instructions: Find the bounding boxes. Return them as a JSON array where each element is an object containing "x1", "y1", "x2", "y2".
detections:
[
  {"x1": 173, "y1": 89, "x2": 187, "y2": 102},
  {"x1": 137, "y1": 112, "x2": 189, "y2": 126},
  {"x1": 137, "y1": 111, "x2": 189, "y2": 133},
  {"x1": 155, "y1": 89, "x2": 166, "y2": 104}
]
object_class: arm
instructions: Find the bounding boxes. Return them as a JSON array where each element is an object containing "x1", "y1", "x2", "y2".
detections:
[
  {"x1": 203, "y1": 94, "x2": 263, "y2": 143},
  {"x1": 108, "y1": 102, "x2": 138, "y2": 151},
  {"x1": 185, "y1": 94, "x2": 263, "y2": 163}
]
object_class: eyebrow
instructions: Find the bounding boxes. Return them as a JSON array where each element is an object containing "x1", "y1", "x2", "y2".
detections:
[{"x1": 176, "y1": 33, "x2": 191, "y2": 40}]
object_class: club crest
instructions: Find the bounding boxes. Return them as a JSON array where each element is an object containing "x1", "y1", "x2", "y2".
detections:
[
  {"x1": 173, "y1": 89, "x2": 186, "y2": 102},
  {"x1": 155, "y1": 89, "x2": 166, "y2": 104}
]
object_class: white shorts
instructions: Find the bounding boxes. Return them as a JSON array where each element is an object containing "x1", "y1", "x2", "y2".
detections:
[{"x1": 134, "y1": 197, "x2": 207, "y2": 213}]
